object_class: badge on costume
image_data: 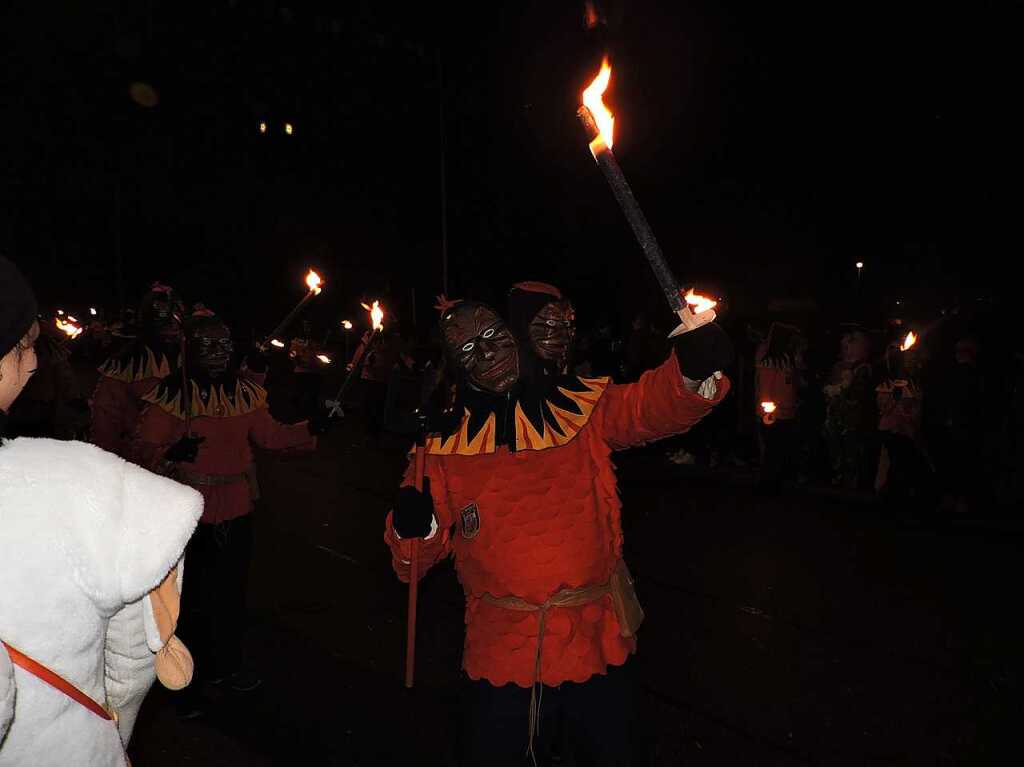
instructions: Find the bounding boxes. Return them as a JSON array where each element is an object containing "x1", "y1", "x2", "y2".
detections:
[{"x1": 460, "y1": 503, "x2": 481, "y2": 539}]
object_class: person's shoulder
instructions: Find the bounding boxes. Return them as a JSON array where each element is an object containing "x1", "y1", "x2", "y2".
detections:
[{"x1": 0, "y1": 438, "x2": 138, "y2": 501}]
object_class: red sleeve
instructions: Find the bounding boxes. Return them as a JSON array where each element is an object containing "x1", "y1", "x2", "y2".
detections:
[
  {"x1": 131, "y1": 404, "x2": 186, "y2": 471},
  {"x1": 384, "y1": 453, "x2": 454, "y2": 583},
  {"x1": 248, "y1": 408, "x2": 317, "y2": 452},
  {"x1": 594, "y1": 351, "x2": 731, "y2": 451},
  {"x1": 90, "y1": 377, "x2": 137, "y2": 455}
]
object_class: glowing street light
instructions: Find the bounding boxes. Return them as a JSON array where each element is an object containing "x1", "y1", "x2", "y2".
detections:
[
  {"x1": 284, "y1": 122, "x2": 294, "y2": 136},
  {"x1": 259, "y1": 121, "x2": 267, "y2": 134}
]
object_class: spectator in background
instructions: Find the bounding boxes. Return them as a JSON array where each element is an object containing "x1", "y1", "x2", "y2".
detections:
[
  {"x1": 875, "y1": 335, "x2": 930, "y2": 505},
  {"x1": 4, "y1": 315, "x2": 87, "y2": 439},
  {"x1": 823, "y1": 327, "x2": 876, "y2": 490},
  {"x1": 755, "y1": 323, "x2": 804, "y2": 494}
]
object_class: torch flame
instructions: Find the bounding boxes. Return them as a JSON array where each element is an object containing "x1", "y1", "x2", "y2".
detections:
[
  {"x1": 684, "y1": 289, "x2": 718, "y2": 315},
  {"x1": 361, "y1": 301, "x2": 385, "y2": 332},
  {"x1": 761, "y1": 402, "x2": 777, "y2": 414},
  {"x1": 270, "y1": 339, "x2": 285, "y2": 348},
  {"x1": 305, "y1": 270, "x2": 323, "y2": 295},
  {"x1": 55, "y1": 317, "x2": 83, "y2": 339},
  {"x1": 582, "y1": 56, "x2": 614, "y2": 153},
  {"x1": 901, "y1": 331, "x2": 918, "y2": 351},
  {"x1": 341, "y1": 320, "x2": 353, "y2": 330},
  {"x1": 316, "y1": 354, "x2": 332, "y2": 364}
]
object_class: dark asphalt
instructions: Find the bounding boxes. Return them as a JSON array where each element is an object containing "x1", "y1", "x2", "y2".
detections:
[{"x1": 127, "y1": 417, "x2": 1021, "y2": 766}]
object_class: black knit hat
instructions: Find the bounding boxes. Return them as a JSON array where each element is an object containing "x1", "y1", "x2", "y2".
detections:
[{"x1": 0, "y1": 256, "x2": 38, "y2": 359}]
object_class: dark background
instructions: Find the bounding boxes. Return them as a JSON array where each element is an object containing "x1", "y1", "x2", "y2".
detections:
[{"x1": 0, "y1": 0, "x2": 987, "y2": 339}]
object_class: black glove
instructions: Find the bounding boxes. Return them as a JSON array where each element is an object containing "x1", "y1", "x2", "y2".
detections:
[
  {"x1": 307, "y1": 406, "x2": 334, "y2": 436},
  {"x1": 164, "y1": 435, "x2": 205, "y2": 463},
  {"x1": 673, "y1": 322, "x2": 735, "y2": 381},
  {"x1": 392, "y1": 477, "x2": 435, "y2": 539}
]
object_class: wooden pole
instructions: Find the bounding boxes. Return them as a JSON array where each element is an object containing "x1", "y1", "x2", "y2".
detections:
[{"x1": 405, "y1": 440, "x2": 427, "y2": 688}]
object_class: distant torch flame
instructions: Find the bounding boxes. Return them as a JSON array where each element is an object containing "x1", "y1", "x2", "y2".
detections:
[
  {"x1": 684, "y1": 289, "x2": 718, "y2": 315},
  {"x1": 55, "y1": 317, "x2": 83, "y2": 339},
  {"x1": 341, "y1": 320, "x2": 353, "y2": 330},
  {"x1": 316, "y1": 354, "x2": 332, "y2": 365},
  {"x1": 361, "y1": 301, "x2": 385, "y2": 332},
  {"x1": 761, "y1": 402, "x2": 777, "y2": 414},
  {"x1": 270, "y1": 339, "x2": 285, "y2": 348},
  {"x1": 582, "y1": 57, "x2": 614, "y2": 154},
  {"x1": 305, "y1": 270, "x2": 323, "y2": 295},
  {"x1": 901, "y1": 331, "x2": 918, "y2": 351}
]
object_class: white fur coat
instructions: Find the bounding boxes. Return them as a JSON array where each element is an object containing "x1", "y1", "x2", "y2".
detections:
[{"x1": 0, "y1": 438, "x2": 202, "y2": 766}]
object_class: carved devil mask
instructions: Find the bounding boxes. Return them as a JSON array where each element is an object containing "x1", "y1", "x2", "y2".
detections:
[
  {"x1": 507, "y1": 282, "x2": 574, "y2": 376},
  {"x1": 441, "y1": 302, "x2": 519, "y2": 395},
  {"x1": 186, "y1": 316, "x2": 234, "y2": 379},
  {"x1": 139, "y1": 287, "x2": 184, "y2": 347}
]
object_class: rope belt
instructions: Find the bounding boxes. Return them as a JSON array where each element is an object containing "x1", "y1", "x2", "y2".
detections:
[
  {"x1": 482, "y1": 581, "x2": 611, "y2": 764},
  {"x1": 173, "y1": 468, "x2": 248, "y2": 487}
]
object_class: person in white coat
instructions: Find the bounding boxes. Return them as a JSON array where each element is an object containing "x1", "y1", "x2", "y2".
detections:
[{"x1": 0, "y1": 256, "x2": 203, "y2": 766}]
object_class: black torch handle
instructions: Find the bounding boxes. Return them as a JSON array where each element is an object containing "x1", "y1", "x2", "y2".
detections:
[
  {"x1": 330, "y1": 329, "x2": 382, "y2": 412},
  {"x1": 577, "y1": 106, "x2": 685, "y2": 314},
  {"x1": 262, "y1": 290, "x2": 316, "y2": 349}
]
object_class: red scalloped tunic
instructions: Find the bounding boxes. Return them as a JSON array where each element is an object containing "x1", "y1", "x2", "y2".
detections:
[
  {"x1": 385, "y1": 352, "x2": 730, "y2": 688},
  {"x1": 91, "y1": 345, "x2": 175, "y2": 459},
  {"x1": 132, "y1": 379, "x2": 315, "y2": 524}
]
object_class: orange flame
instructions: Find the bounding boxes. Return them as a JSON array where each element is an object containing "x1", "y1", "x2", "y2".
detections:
[
  {"x1": 900, "y1": 331, "x2": 918, "y2": 352},
  {"x1": 361, "y1": 301, "x2": 385, "y2": 332},
  {"x1": 341, "y1": 320, "x2": 353, "y2": 330},
  {"x1": 582, "y1": 56, "x2": 614, "y2": 154},
  {"x1": 305, "y1": 270, "x2": 323, "y2": 295},
  {"x1": 270, "y1": 339, "x2": 285, "y2": 348},
  {"x1": 316, "y1": 354, "x2": 332, "y2": 364},
  {"x1": 761, "y1": 401, "x2": 777, "y2": 414},
  {"x1": 684, "y1": 289, "x2": 718, "y2": 315},
  {"x1": 55, "y1": 317, "x2": 83, "y2": 339}
]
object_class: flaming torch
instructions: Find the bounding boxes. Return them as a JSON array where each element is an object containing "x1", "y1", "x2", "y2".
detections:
[
  {"x1": 55, "y1": 316, "x2": 83, "y2": 339},
  {"x1": 261, "y1": 269, "x2": 324, "y2": 350},
  {"x1": 900, "y1": 331, "x2": 918, "y2": 352},
  {"x1": 327, "y1": 301, "x2": 385, "y2": 418},
  {"x1": 577, "y1": 58, "x2": 716, "y2": 337},
  {"x1": 761, "y1": 401, "x2": 777, "y2": 426}
]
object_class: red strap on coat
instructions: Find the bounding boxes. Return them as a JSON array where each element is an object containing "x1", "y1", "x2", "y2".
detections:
[{"x1": 2, "y1": 640, "x2": 113, "y2": 721}]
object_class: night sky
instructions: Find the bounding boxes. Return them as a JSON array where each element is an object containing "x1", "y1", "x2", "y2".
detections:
[{"x1": 0, "y1": 1, "x2": 973, "y2": 338}]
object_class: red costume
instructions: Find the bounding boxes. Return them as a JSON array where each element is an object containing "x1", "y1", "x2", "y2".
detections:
[
  {"x1": 386, "y1": 352, "x2": 729, "y2": 688},
  {"x1": 91, "y1": 344, "x2": 176, "y2": 458},
  {"x1": 133, "y1": 375, "x2": 315, "y2": 523}
]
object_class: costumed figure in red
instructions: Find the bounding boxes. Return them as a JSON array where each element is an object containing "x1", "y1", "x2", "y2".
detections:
[
  {"x1": 385, "y1": 290, "x2": 733, "y2": 766},
  {"x1": 132, "y1": 310, "x2": 329, "y2": 711},
  {"x1": 91, "y1": 284, "x2": 184, "y2": 458}
]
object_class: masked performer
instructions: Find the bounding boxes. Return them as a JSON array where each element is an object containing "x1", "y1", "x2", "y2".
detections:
[
  {"x1": 507, "y1": 281, "x2": 576, "y2": 376},
  {"x1": 385, "y1": 297, "x2": 732, "y2": 765},
  {"x1": 133, "y1": 311, "x2": 326, "y2": 705},
  {"x1": 91, "y1": 285, "x2": 184, "y2": 458}
]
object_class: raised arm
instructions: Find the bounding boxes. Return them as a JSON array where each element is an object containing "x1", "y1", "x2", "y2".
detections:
[{"x1": 595, "y1": 322, "x2": 733, "y2": 450}]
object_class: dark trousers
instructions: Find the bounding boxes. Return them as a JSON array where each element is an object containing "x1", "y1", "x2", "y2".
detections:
[
  {"x1": 460, "y1": 662, "x2": 645, "y2": 767},
  {"x1": 759, "y1": 419, "x2": 798, "y2": 493},
  {"x1": 177, "y1": 515, "x2": 254, "y2": 683}
]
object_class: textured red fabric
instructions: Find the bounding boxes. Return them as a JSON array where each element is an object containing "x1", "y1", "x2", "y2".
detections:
[
  {"x1": 386, "y1": 352, "x2": 730, "y2": 688},
  {"x1": 755, "y1": 364, "x2": 798, "y2": 421},
  {"x1": 90, "y1": 375, "x2": 161, "y2": 459},
  {"x1": 133, "y1": 400, "x2": 315, "y2": 524}
]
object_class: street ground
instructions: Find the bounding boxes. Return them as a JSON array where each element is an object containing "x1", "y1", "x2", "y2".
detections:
[{"x1": 127, "y1": 406, "x2": 1021, "y2": 766}]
